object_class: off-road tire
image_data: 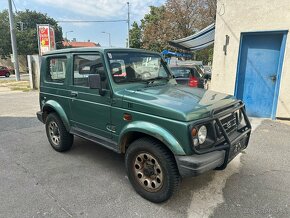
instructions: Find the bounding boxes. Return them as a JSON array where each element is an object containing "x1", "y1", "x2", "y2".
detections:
[
  {"x1": 125, "y1": 137, "x2": 180, "y2": 203},
  {"x1": 45, "y1": 113, "x2": 73, "y2": 152}
]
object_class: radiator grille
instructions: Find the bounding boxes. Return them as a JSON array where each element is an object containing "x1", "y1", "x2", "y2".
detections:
[{"x1": 220, "y1": 113, "x2": 237, "y2": 134}]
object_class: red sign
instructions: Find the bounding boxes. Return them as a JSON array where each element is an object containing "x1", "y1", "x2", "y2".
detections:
[
  {"x1": 37, "y1": 24, "x2": 56, "y2": 55},
  {"x1": 39, "y1": 26, "x2": 49, "y2": 47},
  {"x1": 49, "y1": 27, "x2": 55, "y2": 49}
]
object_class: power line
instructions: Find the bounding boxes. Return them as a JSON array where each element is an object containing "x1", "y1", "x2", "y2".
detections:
[{"x1": 57, "y1": 19, "x2": 127, "y2": 23}]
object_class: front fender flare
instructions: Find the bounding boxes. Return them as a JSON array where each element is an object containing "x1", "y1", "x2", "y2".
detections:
[
  {"x1": 119, "y1": 121, "x2": 186, "y2": 155},
  {"x1": 42, "y1": 100, "x2": 70, "y2": 131}
]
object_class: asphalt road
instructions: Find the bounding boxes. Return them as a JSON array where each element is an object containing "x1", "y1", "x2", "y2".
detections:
[{"x1": 0, "y1": 91, "x2": 289, "y2": 218}]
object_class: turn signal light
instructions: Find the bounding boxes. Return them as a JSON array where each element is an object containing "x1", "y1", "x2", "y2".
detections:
[
  {"x1": 191, "y1": 128, "x2": 198, "y2": 137},
  {"x1": 123, "y1": 113, "x2": 132, "y2": 121}
]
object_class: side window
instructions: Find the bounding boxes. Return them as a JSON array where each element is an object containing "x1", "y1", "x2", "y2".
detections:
[
  {"x1": 47, "y1": 57, "x2": 67, "y2": 83},
  {"x1": 73, "y1": 54, "x2": 106, "y2": 87},
  {"x1": 193, "y1": 68, "x2": 202, "y2": 78},
  {"x1": 110, "y1": 60, "x2": 127, "y2": 82}
]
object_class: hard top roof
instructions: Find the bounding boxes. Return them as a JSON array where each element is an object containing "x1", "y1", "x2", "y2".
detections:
[{"x1": 43, "y1": 47, "x2": 159, "y2": 56}]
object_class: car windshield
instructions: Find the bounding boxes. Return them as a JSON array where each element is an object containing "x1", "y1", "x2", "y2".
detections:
[
  {"x1": 171, "y1": 66, "x2": 203, "y2": 78},
  {"x1": 170, "y1": 67, "x2": 191, "y2": 78},
  {"x1": 107, "y1": 52, "x2": 170, "y2": 83}
]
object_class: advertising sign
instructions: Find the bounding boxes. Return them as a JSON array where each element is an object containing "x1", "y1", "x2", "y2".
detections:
[
  {"x1": 37, "y1": 24, "x2": 56, "y2": 55},
  {"x1": 49, "y1": 27, "x2": 56, "y2": 50}
]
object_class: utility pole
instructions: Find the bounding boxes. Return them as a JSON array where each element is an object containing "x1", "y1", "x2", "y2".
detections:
[
  {"x1": 101, "y1": 32, "x2": 111, "y2": 47},
  {"x1": 65, "y1": 30, "x2": 73, "y2": 41},
  {"x1": 7, "y1": 0, "x2": 20, "y2": 81},
  {"x1": 127, "y1": 2, "x2": 130, "y2": 48}
]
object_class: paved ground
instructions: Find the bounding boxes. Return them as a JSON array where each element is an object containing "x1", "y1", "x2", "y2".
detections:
[
  {"x1": 0, "y1": 91, "x2": 289, "y2": 218},
  {"x1": 0, "y1": 74, "x2": 29, "y2": 81}
]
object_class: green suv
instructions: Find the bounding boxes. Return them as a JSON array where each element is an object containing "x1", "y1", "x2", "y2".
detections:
[{"x1": 37, "y1": 48, "x2": 251, "y2": 203}]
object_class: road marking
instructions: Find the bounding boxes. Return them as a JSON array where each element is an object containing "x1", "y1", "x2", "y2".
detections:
[{"x1": 187, "y1": 118, "x2": 263, "y2": 218}]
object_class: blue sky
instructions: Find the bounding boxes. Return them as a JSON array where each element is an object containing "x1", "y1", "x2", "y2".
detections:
[{"x1": 1, "y1": 0, "x2": 166, "y2": 47}]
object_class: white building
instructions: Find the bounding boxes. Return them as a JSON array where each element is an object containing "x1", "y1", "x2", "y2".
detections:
[{"x1": 211, "y1": 0, "x2": 290, "y2": 119}]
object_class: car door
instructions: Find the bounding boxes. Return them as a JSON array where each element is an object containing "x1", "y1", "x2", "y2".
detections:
[
  {"x1": 193, "y1": 66, "x2": 206, "y2": 88},
  {"x1": 0, "y1": 66, "x2": 4, "y2": 76},
  {"x1": 68, "y1": 53, "x2": 112, "y2": 140}
]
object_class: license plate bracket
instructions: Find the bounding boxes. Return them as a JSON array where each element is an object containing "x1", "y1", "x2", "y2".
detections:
[{"x1": 228, "y1": 138, "x2": 247, "y2": 162}]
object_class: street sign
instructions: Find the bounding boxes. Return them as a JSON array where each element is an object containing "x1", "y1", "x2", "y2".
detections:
[
  {"x1": 49, "y1": 27, "x2": 56, "y2": 50},
  {"x1": 37, "y1": 24, "x2": 56, "y2": 55}
]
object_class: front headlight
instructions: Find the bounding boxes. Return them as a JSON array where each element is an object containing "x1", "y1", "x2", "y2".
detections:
[{"x1": 198, "y1": 125, "x2": 207, "y2": 144}]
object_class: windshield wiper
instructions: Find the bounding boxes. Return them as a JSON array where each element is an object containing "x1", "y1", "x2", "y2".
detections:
[
  {"x1": 173, "y1": 75, "x2": 184, "y2": 78},
  {"x1": 126, "y1": 78, "x2": 146, "y2": 83}
]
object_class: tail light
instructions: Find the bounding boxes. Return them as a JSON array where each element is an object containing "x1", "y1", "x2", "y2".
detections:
[{"x1": 188, "y1": 75, "x2": 198, "y2": 87}]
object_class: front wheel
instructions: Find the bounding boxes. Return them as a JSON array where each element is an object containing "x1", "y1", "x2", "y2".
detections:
[
  {"x1": 45, "y1": 113, "x2": 73, "y2": 152},
  {"x1": 125, "y1": 137, "x2": 180, "y2": 203},
  {"x1": 5, "y1": 72, "x2": 10, "y2": 77}
]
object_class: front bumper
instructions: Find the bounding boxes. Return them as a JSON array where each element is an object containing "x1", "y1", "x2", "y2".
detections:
[
  {"x1": 176, "y1": 100, "x2": 251, "y2": 177},
  {"x1": 175, "y1": 131, "x2": 249, "y2": 177},
  {"x1": 175, "y1": 150, "x2": 225, "y2": 177}
]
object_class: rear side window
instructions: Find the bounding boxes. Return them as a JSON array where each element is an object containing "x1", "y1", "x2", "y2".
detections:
[
  {"x1": 171, "y1": 67, "x2": 191, "y2": 78},
  {"x1": 73, "y1": 54, "x2": 106, "y2": 87},
  {"x1": 47, "y1": 57, "x2": 67, "y2": 83}
]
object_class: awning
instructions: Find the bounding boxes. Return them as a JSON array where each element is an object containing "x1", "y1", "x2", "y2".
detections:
[
  {"x1": 169, "y1": 23, "x2": 215, "y2": 51},
  {"x1": 161, "y1": 50, "x2": 192, "y2": 58}
]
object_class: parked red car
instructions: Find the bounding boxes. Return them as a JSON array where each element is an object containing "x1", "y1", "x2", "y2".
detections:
[
  {"x1": 170, "y1": 65, "x2": 207, "y2": 88},
  {"x1": 0, "y1": 66, "x2": 12, "y2": 77}
]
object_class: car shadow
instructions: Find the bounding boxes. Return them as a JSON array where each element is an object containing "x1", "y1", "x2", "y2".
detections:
[
  {"x1": 69, "y1": 135, "x2": 217, "y2": 210},
  {"x1": 69, "y1": 136, "x2": 126, "y2": 175},
  {"x1": 0, "y1": 116, "x2": 221, "y2": 214}
]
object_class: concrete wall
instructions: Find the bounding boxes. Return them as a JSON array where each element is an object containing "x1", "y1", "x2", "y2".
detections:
[
  {"x1": 211, "y1": 0, "x2": 290, "y2": 118},
  {"x1": 27, "y1": 55, "x2": 41, "y2": 89},
  {"x1": 0, "y1": 55, "x2": 28, "y2": 73}
]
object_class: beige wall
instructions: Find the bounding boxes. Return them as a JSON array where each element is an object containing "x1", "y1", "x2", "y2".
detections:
[
  {"x1": 211, "y1": 0, "x2": 290, "y2": 118},
  {"x1": 0, "y1": 55, "x2": 28, "y2": 73}
]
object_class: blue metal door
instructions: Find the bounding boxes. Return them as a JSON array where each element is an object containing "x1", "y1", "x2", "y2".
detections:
[{"x1": 236, "y1": 33, "x2": 285, "y2": 118}]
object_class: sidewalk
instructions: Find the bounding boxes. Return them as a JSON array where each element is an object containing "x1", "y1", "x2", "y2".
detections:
[{"x1": 0, "y1": 80, "x2": 31, "y2": 92}]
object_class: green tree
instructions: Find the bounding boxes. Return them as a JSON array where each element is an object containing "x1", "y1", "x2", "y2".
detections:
[
  {"x1": 129, "y1": 21, "x2": 141, "y2": 48},
  {"x1": 0, "y1": 9, "x2": 63, "y2": 57},
  {"x1": 195, "y1": 45, "x2": 214, "y2": 65},
  {"x1": 140, "y1": 6, "x2": 169, "y2": 52},
  {"x1": 0, "y1": 10, "x2": 11, "y2": 58},
  {"x1": 136, "y1": 0, "x2": 217, "y2": 63}
]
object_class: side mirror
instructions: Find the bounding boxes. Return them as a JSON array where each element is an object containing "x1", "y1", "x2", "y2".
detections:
[{"x1": 88, "y1": 74, "x2": 104, "y2": 95}]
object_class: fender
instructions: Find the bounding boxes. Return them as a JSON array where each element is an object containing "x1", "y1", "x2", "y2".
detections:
[
  {"x1": 42, "y1": 100, "x2": 70, "y2": 131},
  {"x1": 119, "y1": 121, "x2": 186, "y2": 155}
]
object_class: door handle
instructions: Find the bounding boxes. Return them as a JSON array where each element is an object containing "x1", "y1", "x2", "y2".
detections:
[
  {"x1": 269, "y1": 75, "x2": 277, "y2": 82},
  {"x1": 70, "y1": 91, "x2": 78, "y2": 97}
]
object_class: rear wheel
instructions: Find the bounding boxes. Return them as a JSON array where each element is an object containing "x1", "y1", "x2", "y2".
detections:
[
  {"x1": 125, "y1": 137, "x2": 180, "y2": 203},
  {"x1": 5, "y1": 72, "x2": 10, "y2": 77},
  {"x1": 45, "y1": 113, "x2": 73, "y2": 152}
]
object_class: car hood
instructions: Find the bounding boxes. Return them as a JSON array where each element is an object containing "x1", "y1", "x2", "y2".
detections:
[{"x1": 120, "y1": 83, "x2": 237, "y2": 122}]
